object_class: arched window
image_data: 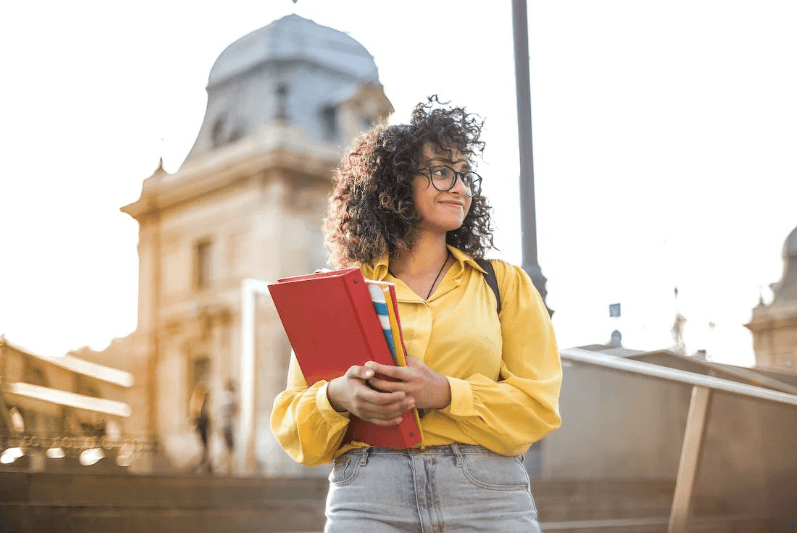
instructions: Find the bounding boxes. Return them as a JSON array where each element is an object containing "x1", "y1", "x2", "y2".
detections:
[{"x1": 194, "y1": 239, "x2": 213, "y2": 290}]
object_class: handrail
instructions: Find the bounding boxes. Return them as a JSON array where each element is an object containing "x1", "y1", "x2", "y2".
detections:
[
  {"x1": 559, "y1": 347, "x2": 797, "y2": 407},
  {"x1": 559, "y1": 346, "x2": 797, "y2": 533}
]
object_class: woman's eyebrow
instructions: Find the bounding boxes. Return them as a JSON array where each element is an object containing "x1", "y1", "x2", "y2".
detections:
[{"x1": 429, "y1": 157, "x2": 471, "y2": 169}]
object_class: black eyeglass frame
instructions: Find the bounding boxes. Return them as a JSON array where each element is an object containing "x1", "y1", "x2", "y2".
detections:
[{"x1": 415, "y1": 165, "x2": 483, "y2": 197}]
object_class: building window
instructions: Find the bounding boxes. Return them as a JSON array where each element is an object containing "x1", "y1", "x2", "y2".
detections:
[
  {"x1": 276, "y1": 83, "x2": 289, "y2": 120},
  {"x1": 24, "y1": 361, "x2": 47, "y2": 387},
  {"x1": 322, "y1": 106, "x2": 337, "y2": 140},
  {"x1": 75, "y1": 375, "x2": 100, "y2": 398},
  {"x1": 194, "y1": 240, "x2": 212, "y2": 290},
  {"x1": 192, "y1": 357, "x2": 211, "y2": 389}
]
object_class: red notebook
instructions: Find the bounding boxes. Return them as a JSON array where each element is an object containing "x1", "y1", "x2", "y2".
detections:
[{"x1": 268, "y1": 268, "x2": 422, "y2": 449}]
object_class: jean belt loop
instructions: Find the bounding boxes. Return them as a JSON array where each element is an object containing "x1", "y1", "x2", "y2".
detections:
[
  {"x1": 451, "y1": 442, "x2": 463, "y2": 468},
  {"x1": 360, "y1": 446, "x2": 371, "y2": 466}
]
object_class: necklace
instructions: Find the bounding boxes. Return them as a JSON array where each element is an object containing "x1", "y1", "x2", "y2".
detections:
[
  {"x1": 388, "y1": 251, "x2": 451, "y2": 300},
  {"x1": 425, "y1": 251, "x2": 451, "y2": 300}
]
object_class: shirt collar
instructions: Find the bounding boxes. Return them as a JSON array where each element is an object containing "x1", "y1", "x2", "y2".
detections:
[
  {"x1": 447, "y1": 245, "x2": 486, "y2": 274},
  {"x1": 359, "y1": 255, "x2": 389, "y2": 281},
  {"x1": 358, "y1": 245, "x2": 485, "y2": 280}
]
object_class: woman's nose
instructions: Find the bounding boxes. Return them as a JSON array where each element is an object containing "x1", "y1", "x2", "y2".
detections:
[{"x1": 450, "y1": 173, "x2": 469, "y2": 195}]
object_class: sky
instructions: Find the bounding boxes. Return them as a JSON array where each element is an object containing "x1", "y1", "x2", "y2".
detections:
[{"x1": 1, "y1": 0, "x2": 796, "y2": 367}]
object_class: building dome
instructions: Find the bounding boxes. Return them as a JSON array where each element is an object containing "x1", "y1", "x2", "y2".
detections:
[
  {"x1": 208, "y1": 15, "x2": 379, "y2": 88},
  {"x1": 772, "y1": 224, "x2": 797, "y2": 304},
  {"x1": 181, "y1": 14, "x2": 388, "y2": 167},
  {"x1": 784, "y1": 226, "x2": 797, "y2": 258}
]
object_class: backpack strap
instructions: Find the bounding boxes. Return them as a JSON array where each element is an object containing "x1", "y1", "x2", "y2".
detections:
[{"x1": 476, "y1": 258, "x2": 502, "y2": 315}]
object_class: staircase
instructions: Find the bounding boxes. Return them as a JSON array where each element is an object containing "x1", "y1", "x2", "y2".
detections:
[
  {"x1": 532, "y1": 479, "x2": 771, "y2": 533},
  {"x1": 0, "y1": 470, "x2": 327, "y2": 533},
  {"x1": 0, "y1": 470, "x2": 772, "y2": 533}
]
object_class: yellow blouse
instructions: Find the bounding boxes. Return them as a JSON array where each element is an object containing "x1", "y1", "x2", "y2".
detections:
[{"x1": 270, "y1": 245, "x2": 562, "y2": 466}]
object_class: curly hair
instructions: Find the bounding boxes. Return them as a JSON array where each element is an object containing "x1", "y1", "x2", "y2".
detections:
[{"x1": 323, "y1": 96, "x2": 495, "y2": 268}]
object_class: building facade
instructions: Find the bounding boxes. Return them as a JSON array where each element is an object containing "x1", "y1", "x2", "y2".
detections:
[
  {"x1": 119, "y1": 15, "x2": 391, "y2": 474},
  {"x1": 747, "y1": 225, "x2": 797, "y2": 375},
  {"x1": 0, "y1": 336, "x2": 134, "y2": 471}
]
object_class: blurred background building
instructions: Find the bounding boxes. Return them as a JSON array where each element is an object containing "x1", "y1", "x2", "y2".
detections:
[{"x1": 114, "y1": 14, "x2": 391, "y2": 475}]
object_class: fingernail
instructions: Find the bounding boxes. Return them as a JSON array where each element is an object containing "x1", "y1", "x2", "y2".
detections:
[{"x1": 364, "y1": 370, "x2": 373, "y2": 378}]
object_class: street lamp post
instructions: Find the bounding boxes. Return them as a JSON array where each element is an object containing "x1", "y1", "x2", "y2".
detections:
[{"x1": 512, "y1": 0, "x2": 551, "y2": 314}]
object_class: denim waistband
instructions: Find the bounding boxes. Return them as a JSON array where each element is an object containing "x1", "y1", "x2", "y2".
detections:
[{"x1": 345, "y1": 443, "x2": 496, "y2": 457}]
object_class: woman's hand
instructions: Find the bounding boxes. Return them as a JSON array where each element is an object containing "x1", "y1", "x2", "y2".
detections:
[
  {"x1": 326, "y1": 365, "x2": 415, "y2": 426},
  {"x1": 364, "y1": 356, "x2": 452, "y2": 410}
]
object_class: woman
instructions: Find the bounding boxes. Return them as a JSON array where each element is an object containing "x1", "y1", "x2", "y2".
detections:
[{"x1": 271, "y1": 97, "x2": 562, "y2": 532}]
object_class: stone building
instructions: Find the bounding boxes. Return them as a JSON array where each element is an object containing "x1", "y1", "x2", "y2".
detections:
[
  {"x1": 119, "y1": 14, "x2": 392, "y2": 474},
  {"x1": 0, "y1": 336, "x2": 133, "y2": 471},
  {"x1": 746, "y1": 225, "x2": 797, "y2": 375}
]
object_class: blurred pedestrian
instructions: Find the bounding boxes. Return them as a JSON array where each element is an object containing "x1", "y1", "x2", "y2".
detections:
[
  {"x1": 189, "y1": 381, "x2": 212, "y2": 474},
  {"x1": 220, "y1": 379, "x2": 238, "y2": 474}
]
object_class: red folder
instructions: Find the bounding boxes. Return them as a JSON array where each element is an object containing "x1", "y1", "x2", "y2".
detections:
[{"x1": 267, "y1": 268, "x2": 422, "y2": 448}]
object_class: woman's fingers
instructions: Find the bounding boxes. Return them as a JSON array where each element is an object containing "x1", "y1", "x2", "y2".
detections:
[
  {"x1": 366, "y1": 416, "x2": 405, "y2": 427},
  {"x1": 345, "y1": 364, "x2": 375, "y2": 380},
  {"x1": 347, "y1": 379, "x2": 413, "y2": 424},
  {"x1": 363, "y1": 358, "x2": 451, "y2": 410},
  {"x1": 357, "y1": 386, "x2": 405, "y2": 405},
  {"x1": 404, "y1": 356, "x2": 422, "y2": 368},
  {"x1": 332, "y1": 363, "x2": 418, "y2": 424},
  {"x1": 366, "y1": 377, "x2": 405, "y2": 393},
  {"x1": 363, "y1": 361, "x2": 407, "y2": 379}
]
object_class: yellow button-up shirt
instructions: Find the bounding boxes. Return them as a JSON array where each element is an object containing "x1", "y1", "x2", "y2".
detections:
[{"x1": 270, "y1": 245, "x2": 562, "y2": 466}]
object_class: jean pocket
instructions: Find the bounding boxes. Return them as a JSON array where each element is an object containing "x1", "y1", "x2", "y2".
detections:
[
  {"x1": 459, "y1": 453, "x2": 530, "y2": 491},
  {"x1": 328, "y1": 454, "x2": 362, "y2": 485}
]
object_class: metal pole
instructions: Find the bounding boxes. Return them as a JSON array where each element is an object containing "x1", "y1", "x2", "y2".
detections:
[
  {"x1": 669, "y1": 386, "x2": 712, "y2": 533},
  {"x1": 512, "y1": 0, "x2": 551, "y2": 312}
]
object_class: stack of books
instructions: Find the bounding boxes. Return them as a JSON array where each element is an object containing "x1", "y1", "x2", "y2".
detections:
[{"x1": 268, "y1": 268, "x2": 422, "y2": 448}]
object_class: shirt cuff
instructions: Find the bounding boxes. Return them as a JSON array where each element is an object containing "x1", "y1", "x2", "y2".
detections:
[
  {"x1": 316, "y1": 382, "x2": 350, "y2": 426},
  {"x1": 440, "y1": 376, "x2": 475, "y2": 417}
]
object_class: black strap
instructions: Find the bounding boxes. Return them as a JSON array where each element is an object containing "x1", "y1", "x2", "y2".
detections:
[{"x1": 476, "y1": 258, "x2": 501, "y2": 315}]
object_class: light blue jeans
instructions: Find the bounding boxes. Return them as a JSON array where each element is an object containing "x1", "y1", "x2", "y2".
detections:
[{"x1": 325, "y1": 444, "x2": 542, "y2": 532}]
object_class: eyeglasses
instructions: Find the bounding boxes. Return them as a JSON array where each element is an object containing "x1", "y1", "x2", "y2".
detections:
[{"x1": 416, "y1": 165, "x2": 482, "y2": 197}]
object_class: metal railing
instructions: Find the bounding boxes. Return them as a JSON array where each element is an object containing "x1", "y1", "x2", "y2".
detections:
[{"x1": 559, "y1": 347, "x2": 797, "y2": 533}]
